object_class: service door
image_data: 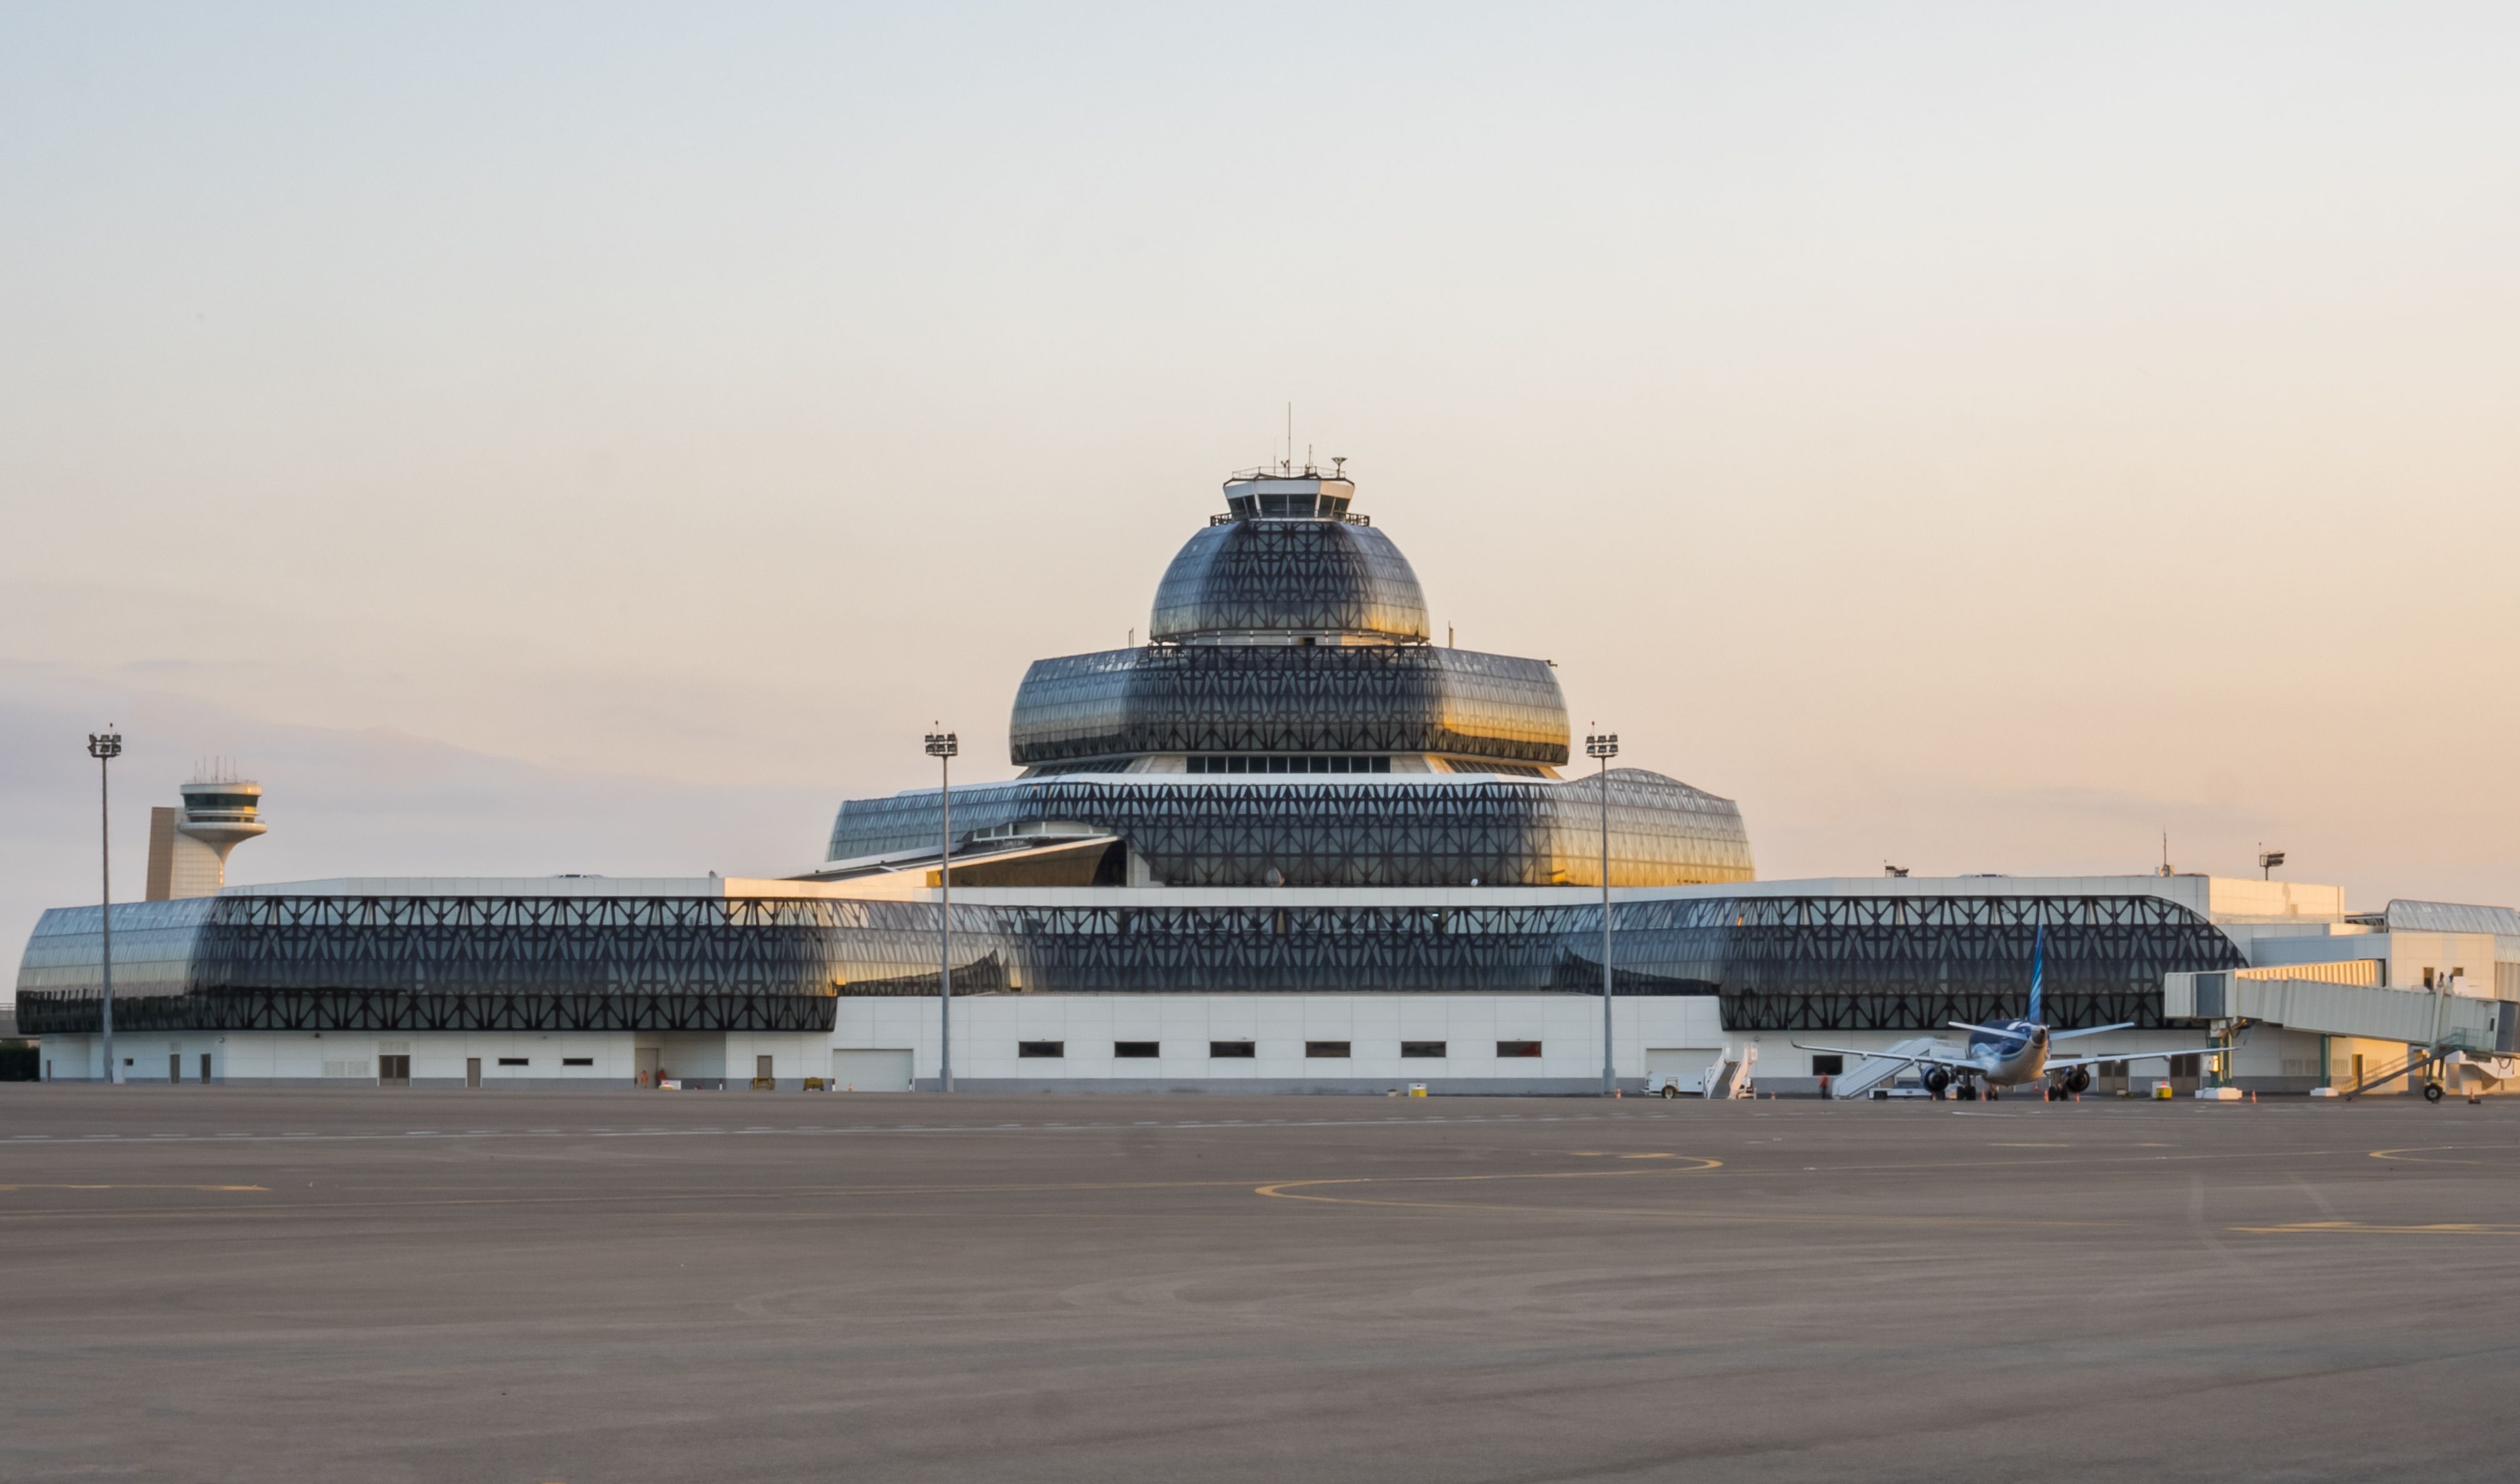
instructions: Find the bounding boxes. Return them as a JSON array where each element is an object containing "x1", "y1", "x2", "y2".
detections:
[
  {"x1": 635, "y1": 1047, "x2": 661, "y2": 1087},
  {"x1": 830, "y1": 1049, "x2": 914, "y2": 1092},
  {"x1": 169, "y1": 1053, "x2": 181, "y2": 1085},
  {"x1": 464, "y1": 1057, "x2": 481, "y2": 1088},
  {"x1": 379, "y1": 1055, "x2": 411, "y2": 1086}
]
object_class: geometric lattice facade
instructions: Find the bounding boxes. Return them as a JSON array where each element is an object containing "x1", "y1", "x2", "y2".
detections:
[
  {"x1": 828, "y1": 769, "x2": 1755, "y2": 889},
  {"x1": 1008, "y1": 644, "x2": 1571, "y2": 767},
  {"x1": 16, "y1": 889, "x2": 2247, "y2": 1034},
  {"x1": 1149, "y1": 506, "x2": 1428, "y2": 644}
]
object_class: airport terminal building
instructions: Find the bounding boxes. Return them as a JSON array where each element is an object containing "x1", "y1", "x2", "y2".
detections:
[{"x1": 19, "y1": 470, "x2": 2519, "y2": 1093}]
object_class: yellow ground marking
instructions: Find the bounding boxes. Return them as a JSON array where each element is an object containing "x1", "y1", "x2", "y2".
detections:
[
  {"x1": 1991, "y1": 1142, "x2": 2072, "y2": 1147},
  {"x1": 0, "y1": 1183, "x2": 268, "y2": 1192},
  {"x1": 1255, "y1": 1158, "x2": 1724, "y2": 1214},
  {"x1": 2231, "y1": 1221, "x2": 2520, "y2": 1237},
  {"x1": 0, "y1": 1175, "x2": 1274, "y2": 1222},
  {"x1": 1252, "y1": 1161, "x2": 2128, "y2": 1227},
  {"x1": 2366, "y1": 1145, "x2": 2520, "y2": 1165}
]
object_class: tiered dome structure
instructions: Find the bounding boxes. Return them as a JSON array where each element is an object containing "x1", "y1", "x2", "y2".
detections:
[{"x1": 826, "y1": 469, "x2": 1754, "y2": 888}]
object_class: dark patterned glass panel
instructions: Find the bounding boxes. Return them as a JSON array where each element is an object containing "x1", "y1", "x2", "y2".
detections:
[
  {"x1": 828, "y1": 770, "x2": 1756, "y2": 887},
  {"x1": 16, "y1": 891, "x2": 2246, "y2": 1035},
  {"x1": 1008, "y1": 644, "x2": 1569, "y2": 766},
  {"x1": 1149, "y1": 519, "x2": 1426, "y2": 642}
]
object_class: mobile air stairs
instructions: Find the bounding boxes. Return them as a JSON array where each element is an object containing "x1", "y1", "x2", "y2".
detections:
[
  {"x1": 1829, "y1": 1037, "x2": 1943, "y2": 1099},
  {"x1": 1645, "y1": 1047, "x2": 1758, "y2": 1098},
  {"x1": 1702, "y1": 1045, "x2": 1758, "y2": 1098}
]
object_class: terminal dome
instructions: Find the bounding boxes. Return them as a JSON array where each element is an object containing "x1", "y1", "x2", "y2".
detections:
[{"x1": 1148, "y1": 474, "x2": 1428, "y2": 644}]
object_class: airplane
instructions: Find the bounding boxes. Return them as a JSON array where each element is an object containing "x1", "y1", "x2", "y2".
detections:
[{"x1": 1791, "y1": 926, "x2": 2234, "y2": 1101}]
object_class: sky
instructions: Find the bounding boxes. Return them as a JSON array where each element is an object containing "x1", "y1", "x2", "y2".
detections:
[{"x1": 3, "y1": 2, "x2": 2516, "y2": 955}]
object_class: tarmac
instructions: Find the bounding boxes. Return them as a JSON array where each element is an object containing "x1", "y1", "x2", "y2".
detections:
[{"x1": 4, "y1": 1085, "x2": 2518, "y2": 1482}]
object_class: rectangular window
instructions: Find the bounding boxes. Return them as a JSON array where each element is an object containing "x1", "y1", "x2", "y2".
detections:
[
  {"x1": 1496, "y1": 1040, "x2": 1542, "y2": 1058},
  {"x1": 1811, "y1": 1054, "x2": 1844, "y2": 1077},
  {"x1": 1209, "y1": 1040, "x2": 1256, "y2": 1058},
  {"x1": 1308, "y1": 755, "x2": 1329, "y2": 772},
  {"x1": 1228, "y1": 757, "x2": 1249, "y2": 774},
  {"x1": 1401, "y1": 1041, "x2": 1446, "y2": 1059},
  {"x1": 1018, "y1": 1041, "x2": 1064, "y2": 1058},
  {"x1": 1114, "y1": 1041, "x2": 1160, "y2": 1058},
  {"x1": 562, "y1": 1057, "x2": 594, "y2": 1067},
  {"x1": 498, "y1": 1057, "x2": 528, "y2": 1067},
  {"x1": 1329, "y1": 756, "x2": 1351, "y2": 773},
  {"x1": 1305, "y1": 1040, "x2": 1351, "y2": 1058},
  {"x1": 1371, "y1": 756, "x2": 1391, "y2": 773}
]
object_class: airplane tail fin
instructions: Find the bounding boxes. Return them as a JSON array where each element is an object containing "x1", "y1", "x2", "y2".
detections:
[{"x1": 2029, "y1": 924, "x2": 2046, "y2": 1025}]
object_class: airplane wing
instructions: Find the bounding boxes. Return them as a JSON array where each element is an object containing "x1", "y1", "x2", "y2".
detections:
[
  {"x1": 1948, "y1": 1021, "x2": 2014, "y2": 1037},
  {"x1": 2049, "y1": 1022, "x2": 2138, "y2": 1042},
  {"x1": 2042, "y1": 1043, "x2": 2229, "y2": 1072},
  {"x1": 1789, "y1": 1040, "x2": 1982, "y2": 1070}
]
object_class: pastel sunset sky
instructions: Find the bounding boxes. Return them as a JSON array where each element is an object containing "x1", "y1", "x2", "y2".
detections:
[{"x1": 4, "y1": 4, "x2": 2514, "y2": 952}]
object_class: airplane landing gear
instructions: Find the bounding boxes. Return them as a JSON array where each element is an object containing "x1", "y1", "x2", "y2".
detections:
[{"x1": 2424, "y1": 1082, "x2": 2446, "y2": 1103}]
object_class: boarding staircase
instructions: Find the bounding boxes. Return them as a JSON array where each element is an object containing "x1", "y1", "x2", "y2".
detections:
[
  {"x1": 1702, "y1": 1045, "x2": 1759, "y2": 1098},
  {"x1": 2339, "y1": 1045, "x2": 2446, "y2": 1100},
  {"x1": 1831, "y1": 1037, "x2": 1943, "y2": 1099}
]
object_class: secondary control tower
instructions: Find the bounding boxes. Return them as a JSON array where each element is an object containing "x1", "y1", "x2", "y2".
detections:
[{"x1": 144, "y1": 775, "x2": 267, "y2": 901}]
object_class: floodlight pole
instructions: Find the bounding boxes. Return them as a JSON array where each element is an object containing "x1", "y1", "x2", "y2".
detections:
[
  {"x1": 1586, "y1": 731, "x2": 1619, "y2": 1095},
  {"x1": 87, "y1": 731, "x2": 122, "y2": 1085},
  {"x1": 926, "y1": 729, "x2": 959, "y2": 1092}
]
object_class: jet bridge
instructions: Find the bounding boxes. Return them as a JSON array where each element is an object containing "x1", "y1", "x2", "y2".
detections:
[
  {"x1": 2164, "y1": 966, "x2": 2520, "y2": 1096},
  {"x1": 2164, "y1": 969, "x2": 2517, "y2": 1053}
]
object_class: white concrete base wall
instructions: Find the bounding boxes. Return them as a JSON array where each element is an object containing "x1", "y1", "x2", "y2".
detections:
[
  {"x1": 41, "y1": 1031, "x2": 648, "y2": 1087},
  {"x1": 32, "y1": 1002, "x2": 2371, "y2": 1093},
  {"x1": 841, "y1": 993, "x2": 1731, "y2": 1092}
]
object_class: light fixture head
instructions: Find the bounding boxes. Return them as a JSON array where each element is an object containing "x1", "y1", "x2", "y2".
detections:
[
  {"x1": 1584, "y1": 732, "x2": 1619, "y2": 759},
  {"x1": 86, "y1": 732, "x2": 122, "y2": 760},
  {"x1": 924, "y1": 732, "x2": 959, "y2": 758}
]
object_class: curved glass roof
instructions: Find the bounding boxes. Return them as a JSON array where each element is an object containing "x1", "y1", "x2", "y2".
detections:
[{"x1": 1149, "y1": 477, "x2": 1427, "y2": 643}]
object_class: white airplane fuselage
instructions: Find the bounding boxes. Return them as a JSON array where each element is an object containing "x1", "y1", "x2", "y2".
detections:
[{"x1": 1961, "y1": 1022, "x2": 2051, "y2": 1087}]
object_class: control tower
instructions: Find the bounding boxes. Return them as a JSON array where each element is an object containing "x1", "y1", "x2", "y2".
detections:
[{"x1": 144, "y1": 776, "x2": 267, "y2": 901}]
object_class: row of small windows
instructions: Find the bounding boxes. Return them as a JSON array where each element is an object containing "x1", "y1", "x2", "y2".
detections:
[
  {"x1": 1224, "y1": 492, "x2": 1354, "y2": 519},
  {"x1": 183, "y1": 793, "x2": 260, "y2": 814},
  {"x1": 1188, "y1": 755, "x2": 1394, "y2": 774},
  {"x1": 1016, "y1": 1040, "x2": 1541, "y2": 1059}
]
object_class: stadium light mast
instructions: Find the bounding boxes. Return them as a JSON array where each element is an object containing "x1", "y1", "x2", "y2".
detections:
[
  {"x1": 1586, "y1": 730, "x2": 1619, "y2": 1095},
  {"x1": 86, "y1": 730, "x2": 122, "y2": 1085},
  {"x1": 925, "y1": 728, "x2": 959, "y2": 1092}
]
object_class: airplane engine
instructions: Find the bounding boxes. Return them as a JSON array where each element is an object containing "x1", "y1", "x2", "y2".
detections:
[
  {"x1": 1920, "y1": 1067, "x2": 1952, "y2": 1095},
  {"x1": 2061, "y1": 1067, "x2": 2091, "y2": 1095}
]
